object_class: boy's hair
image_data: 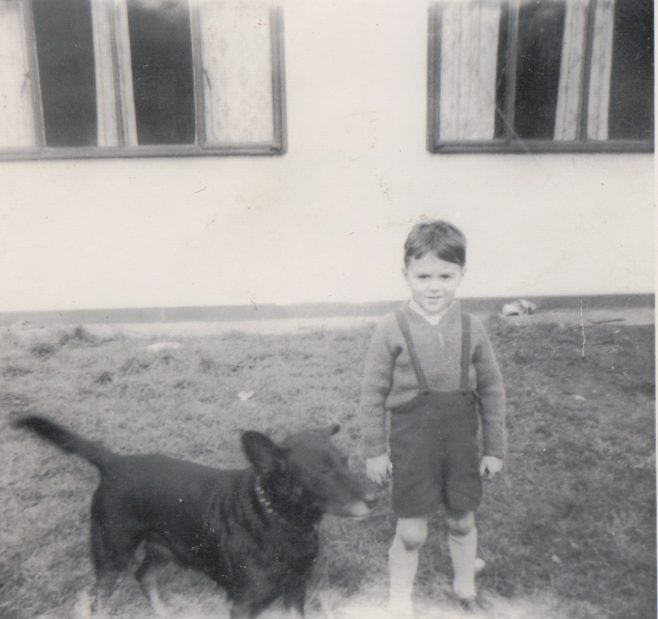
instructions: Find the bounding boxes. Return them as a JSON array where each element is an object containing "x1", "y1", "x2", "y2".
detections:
[{"x1": 403, "y1": 220, "x2": 466, "y2": 267}]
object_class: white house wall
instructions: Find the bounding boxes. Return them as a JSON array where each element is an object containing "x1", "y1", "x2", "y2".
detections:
[{"x1": 0, "y1": 0, "x2": 653, "y2": 313}]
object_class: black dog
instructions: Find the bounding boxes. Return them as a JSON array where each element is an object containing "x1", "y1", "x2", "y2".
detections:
[{"x1": 14, "y1": 415, "x2": 376, "y2": 618}]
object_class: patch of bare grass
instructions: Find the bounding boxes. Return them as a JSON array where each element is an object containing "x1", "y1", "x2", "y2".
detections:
[{"x1": 0, "y1": 321, "x2": 654, "y2": 618}]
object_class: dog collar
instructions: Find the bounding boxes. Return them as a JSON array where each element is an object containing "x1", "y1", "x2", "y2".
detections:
[
  {"x1": 254, "y1": 478, "x2": 319, "y2": 533},
  {"x1": 255, "y1": 479, "x2": 275, "y2": 514}
]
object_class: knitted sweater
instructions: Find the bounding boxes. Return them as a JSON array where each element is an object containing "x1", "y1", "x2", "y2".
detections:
[{"x1": 359, "y1": 301, "x2": 506, "y2": 459}]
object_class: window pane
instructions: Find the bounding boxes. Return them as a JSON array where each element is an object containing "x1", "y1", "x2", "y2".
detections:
[
  {"x1": 127, "y1": 0, "x2": 195, "y2": 145},
  {"x1": 514, "y1": 0, "x2": 566, "y2": 139},
  {"x1": 608, "y1": 0, "x2": 654, "y2": 140},
  {"x1": 32, "y1": 0, "x2": 97, "y2": 147}
]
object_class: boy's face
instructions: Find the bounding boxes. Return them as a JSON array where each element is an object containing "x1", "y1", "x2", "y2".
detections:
[{"x1": 403, "y1": 253, "x2": 464, "y2": 316}]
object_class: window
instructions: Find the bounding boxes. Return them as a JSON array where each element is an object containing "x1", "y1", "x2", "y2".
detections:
[
  {"x1": 0, "y1": 0, "x2": 286, "y2": 159},
  {"x1": 427, "y1": 0, "x2": 654, "y2": 153}
]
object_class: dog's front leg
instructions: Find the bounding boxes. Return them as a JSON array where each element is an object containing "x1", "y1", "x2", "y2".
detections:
[
  {"x1": 228, "y1": 600, "x2": 251, "y2": 619},
  {"x1": 286, "y1": 606, "x2": 305, "y2": 619},
  {"x1": 229, "y1": 589, "x2": 281, "y2": 619},
  {"x1": 282, "y1": 586, "x2": 306, "y2": 618},
  {"x1": 90, "y1": 569, "x2": 123, "y2": 617}
]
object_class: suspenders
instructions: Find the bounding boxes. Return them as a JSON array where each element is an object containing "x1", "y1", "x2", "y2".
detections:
[{"x1": 395, "y1": 310, "x2": 471, "y2": 393}]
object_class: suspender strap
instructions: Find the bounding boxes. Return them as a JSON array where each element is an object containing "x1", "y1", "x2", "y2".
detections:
[
  {"x1": 460, "y1": 312, "x2": 471, "y2": 392},
  {"x1": 395, "y1": 310, "x2": 429, "y2": 391},
  {"x1": 396, "y1": 309, "x2": 472, "y2": 393}
]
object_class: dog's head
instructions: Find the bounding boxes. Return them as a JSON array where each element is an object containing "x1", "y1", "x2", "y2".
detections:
[{"x1": 242, "y1": 425, "x2": 376, "y2": 523}]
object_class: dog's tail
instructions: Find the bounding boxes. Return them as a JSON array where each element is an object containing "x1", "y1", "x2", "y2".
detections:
[{"x1": 13, "y1": 415, "x2": 113, "y2": 470}]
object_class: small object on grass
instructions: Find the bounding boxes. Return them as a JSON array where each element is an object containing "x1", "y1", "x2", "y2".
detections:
[
  {"x1": 475, "y1": 557, "x2": 486, "y2": 573},
  {"x1": 501, "y1": 299, "x2": 537, "y2": 316},
  {"x1": 551, "y1": 553, "x2": 562, "y2": 564},
  {"x1": 571, "y1": 395, "x2": 586, "y2": 401},
  {"x1": 238, "y1": 390, "x2": 255, "y2": 401}
]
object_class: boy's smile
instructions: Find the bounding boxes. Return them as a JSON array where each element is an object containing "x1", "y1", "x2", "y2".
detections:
[{"x1": 403, "y1": 253, "x2": 464, "y2": 317}]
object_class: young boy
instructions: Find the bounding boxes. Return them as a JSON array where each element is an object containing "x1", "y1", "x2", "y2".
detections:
[{"x1": 359, "y1": 220, "x2": 506, "y2": 615}]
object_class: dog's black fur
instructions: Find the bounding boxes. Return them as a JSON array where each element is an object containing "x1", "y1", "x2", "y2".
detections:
[{"x1": 14, "y1": 415, "x2": 376, "y2": 618}]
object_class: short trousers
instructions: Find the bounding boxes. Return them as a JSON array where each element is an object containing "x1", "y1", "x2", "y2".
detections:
[{"x1": 389, "y1": 390, "x2": 482, "y2": 517}]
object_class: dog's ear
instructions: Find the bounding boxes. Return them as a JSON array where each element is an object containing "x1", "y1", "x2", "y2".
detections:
[{"x1": 242, "y1": 431, "x2": 287, "y2": 474}]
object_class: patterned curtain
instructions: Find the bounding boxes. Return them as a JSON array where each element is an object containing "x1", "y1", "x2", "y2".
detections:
[
  {"x1": 554, "y1": 0, "x2": 588, "y2": 140},
  {"x1": 0, "y1": 0, "x2": 37, "y2": 148},
  {"x1": 586, "y1": 0, "x2": 615, "y2": 140},
  {"x1": 197, "y1": 1, "x2": 275, "y2": 144},
  {"x1": 435, "y1": 0, "x2": 620, "y2": 143},
  {"x1": 438, "y1": 0, "x2": 501, "y2": 140},
  {"x1": 90, "y1": 0, "x2": 137, "y2": 147}
]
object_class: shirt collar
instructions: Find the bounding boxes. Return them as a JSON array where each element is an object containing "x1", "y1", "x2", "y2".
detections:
[{"x1": 408, "y1": 299, "x2": 456, "y2": 326}]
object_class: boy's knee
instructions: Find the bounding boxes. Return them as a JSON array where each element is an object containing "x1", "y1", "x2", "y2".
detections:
[
  {"x1": 445, "y1": 510, "x2": 475, "y2": 537},
  {"x1": 395, "y1": 518, "x2": 428, "y2": 550}
]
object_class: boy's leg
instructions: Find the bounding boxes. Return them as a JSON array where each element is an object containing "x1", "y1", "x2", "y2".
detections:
[
  {"x1": 445, "y1": 509, "x2": 477, "y2": 601},
  {"x1": 388, "y1": 517, "x2": 427, "y2": 616}
]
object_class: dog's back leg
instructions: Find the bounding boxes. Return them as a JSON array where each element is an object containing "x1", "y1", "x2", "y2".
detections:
[
  {"x1": 89, "y1": 523, "x2": 124, "y2": 615},
  {"x1": 89, "y1": 513, "x2": 142, "y2": 613},
  {"x1": 135, "y1": 540, "x2": 174, "y2": 617}
]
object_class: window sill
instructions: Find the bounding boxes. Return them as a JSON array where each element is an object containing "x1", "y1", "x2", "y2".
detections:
[
  {"x1": 428, "y1": 139, "x2": 654, "y2": 154},
  {"x1": 0, "y1": 142, "x2": 287, "y2": 162}
]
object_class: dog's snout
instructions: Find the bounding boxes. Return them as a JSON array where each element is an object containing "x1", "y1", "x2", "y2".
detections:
[{"x1": 364, "y1": 492, "x2": 378, "y2": 509}]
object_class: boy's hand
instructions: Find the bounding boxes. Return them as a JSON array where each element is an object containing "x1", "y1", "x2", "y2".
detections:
[
  {"x1": 366, "y1": 454, "x2": 392, "y2": 487},
  {"x1": 480, "y1": 456, "x2": 503, "y2": 480}
]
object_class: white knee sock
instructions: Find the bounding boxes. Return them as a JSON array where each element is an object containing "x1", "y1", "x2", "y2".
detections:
[
  {"x1": 388, "y1": 534, "x2": 418, "y2": 612},
  {"x1": 448, "y1": 527, "x2": 477, "y2": 599}
]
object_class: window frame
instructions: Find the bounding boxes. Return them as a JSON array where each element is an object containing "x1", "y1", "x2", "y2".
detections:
[
  {"x1": 427, "y1": 0, "x2": 654, "y2": 154},
  {"x1": 1, "y1": 0, "x2": 287, "y2": 161}
]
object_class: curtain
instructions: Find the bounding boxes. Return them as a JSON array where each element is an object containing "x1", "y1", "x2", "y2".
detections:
[
  {"x1": 0, "y1": 0, "x2": 37, "y2": 148},
  {"x1": 91, "y1": 0, "x2": 120, "y2": 146},
  {"x1": 587, "y1": 0, "x2": 615, "y2": 140},
  {"x1": 435, "y1": 0, "x2": 620, "y2": 144},
  {"x1": 439, "y1": 0, "x2": 501, "y2": 140},
  {"x1": 112, "y1": 0, "x2": 138, "y2": 146},
  {"x1": 554, "y1": 0, "x2": 616, "y2": 141},
  {"x1": 554, "y1": 0, "x2": 588, "y2": 140},
  {"x1": 197, "y1": 1, "x2": 274, "y2": 144},
  {"x1": 90, "y1": 0, "x2": 137, "y2": 147}
]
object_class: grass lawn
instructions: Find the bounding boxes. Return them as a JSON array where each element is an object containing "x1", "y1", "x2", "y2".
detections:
[{"x1": 1, "y1": 315, "x2": 655, "y2": 618}]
